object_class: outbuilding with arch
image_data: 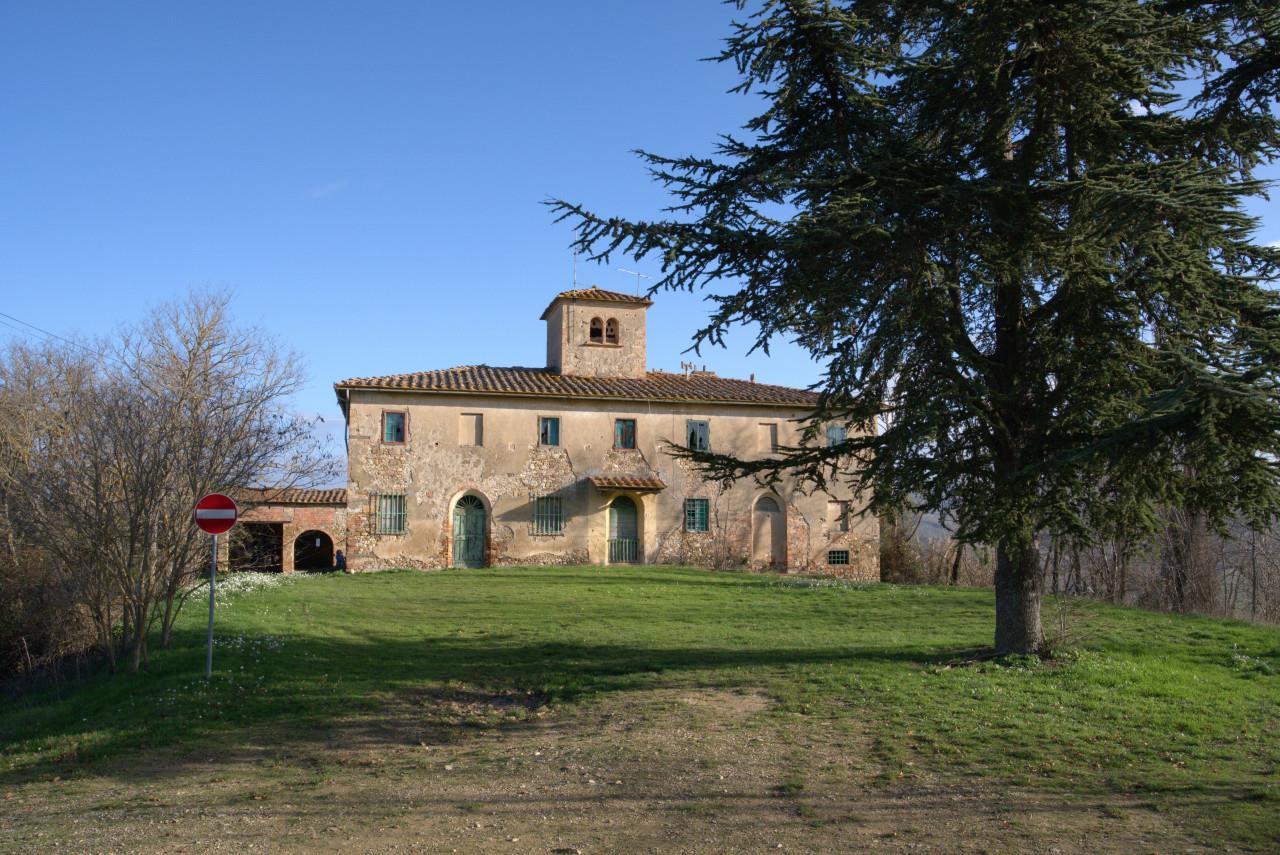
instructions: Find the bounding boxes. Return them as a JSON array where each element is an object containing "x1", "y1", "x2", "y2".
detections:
[{"x1": 234, "y1": 488, "x2": 348, "y2": 573}]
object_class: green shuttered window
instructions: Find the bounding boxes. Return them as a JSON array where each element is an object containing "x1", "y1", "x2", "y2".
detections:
[
  {"x1": 686, "y1": 419, "x2": 709, "y2": 452},
  {"x1": 539, "y1": 416, "x2": 560, "y2": 446},
  {"x1": 684, "y1": 498, "x2": 710, "y2": 532},
  {"x1": 614, "y1": 418, "x2": 636, "y2": 449},
  {"x1": 382, "y1": 411, "x2": 406, "y2": 444}
]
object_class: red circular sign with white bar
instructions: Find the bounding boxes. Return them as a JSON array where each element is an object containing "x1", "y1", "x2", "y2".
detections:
[{"x1": 194, "y1": 493, "x2": 239, "y2": 534}]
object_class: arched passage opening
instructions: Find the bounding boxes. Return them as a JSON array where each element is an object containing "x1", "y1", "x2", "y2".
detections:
[
  {"x1": 752, "y1": 496, "x2": 786, "y2": 570},
  {"x1": 294, "y1": 530, "x2": 335, "y2": 571},
  {"x1": 452, "y1": 494, "x2": 488, "y2": 568},
  {"x1": 608, "y1": 495, "x2": 640, "y2": 564},
  {"x1": 232, "y1": 523, "x2": 284, "y2": 573}
]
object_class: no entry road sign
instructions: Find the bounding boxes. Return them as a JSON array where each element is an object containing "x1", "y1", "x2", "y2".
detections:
[
  {"x1": 195, "y1": 493, "x2": 238, "y2": 534},
  {"x1": 195, "y1": 492, "x2": 238, "y2": 680}
]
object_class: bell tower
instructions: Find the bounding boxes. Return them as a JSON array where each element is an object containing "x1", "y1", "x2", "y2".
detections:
[{"x1": 541, "y1": 287, "x2": 651, "y2": 379}]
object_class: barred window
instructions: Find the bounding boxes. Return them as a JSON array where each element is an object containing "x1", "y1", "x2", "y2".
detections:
[
  {"x1": 686, "y1": 419, "x2": 710, "y2": 452},
  {"x1": 373, "y1": 494, "x2": 407, "y2": 535},
  {"x1": 684, "y1": 498, "x2": 710, "y2": 532},
  {"x1": 827, "y1": 549, "x2": 850, "y2": 566},
  {"x1": 533, "y1": 495, "x2": 563, "y2": 535}
]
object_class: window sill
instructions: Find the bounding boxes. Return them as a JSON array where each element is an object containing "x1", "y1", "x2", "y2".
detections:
[{"x1": 582, "y1": 341, "x2": 622, "y2": 348}]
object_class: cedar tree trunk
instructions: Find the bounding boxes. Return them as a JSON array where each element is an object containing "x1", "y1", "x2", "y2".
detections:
[{"x1": 994, "y1": 538, "x2": 1043, "y2": 654}]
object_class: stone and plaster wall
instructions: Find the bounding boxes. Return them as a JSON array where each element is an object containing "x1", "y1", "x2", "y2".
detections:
[{"x1": 343, "y1": 390, "x2": 879, "y2": 580}]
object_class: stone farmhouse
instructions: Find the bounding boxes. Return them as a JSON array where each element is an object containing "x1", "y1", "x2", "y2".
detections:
[{"x1": 235, "y1": 288, "x2": 878, "y2": 579}]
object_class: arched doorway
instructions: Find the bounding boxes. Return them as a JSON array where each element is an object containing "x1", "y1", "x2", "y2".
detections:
[
  {"x1": 752, "y1": 496, "x2": 786, "y2": 569},
  {"x1": 294, "y1": 530, "x2": 334, "y2": 571},
  {"x1": 608, "y1": 495, "x2": 640, "y2": 564},
  {"x1": 452, "y1": 495, "x2": 487, "y2": 568}
]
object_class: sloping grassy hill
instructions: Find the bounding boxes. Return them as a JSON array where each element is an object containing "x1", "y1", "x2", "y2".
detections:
[{"x1": 2, "y1": 567, "x2": 1277, "y2": 852}]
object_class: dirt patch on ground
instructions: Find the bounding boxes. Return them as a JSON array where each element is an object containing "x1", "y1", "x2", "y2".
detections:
[
  {"x1": 0, "y1": 686, "x2": 1225, "y2": 854},
  {"x1": 679, "y1": 688, "x2": 771, "y2": 717},
  {"x1": 413, "y1": 685, "x2": 553, "y2": 728}
]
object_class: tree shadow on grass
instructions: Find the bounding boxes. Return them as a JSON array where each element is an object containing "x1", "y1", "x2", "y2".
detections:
[{"x1": 0, "y1": 632, "x2": 959, "y2": 785}]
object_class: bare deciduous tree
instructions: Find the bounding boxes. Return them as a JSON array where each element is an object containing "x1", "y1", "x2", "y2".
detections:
[{"x1": 1, "y1": 292, "x2": 336, "y2": 676}]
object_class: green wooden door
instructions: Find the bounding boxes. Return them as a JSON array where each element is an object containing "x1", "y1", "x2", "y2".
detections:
[
  {"x1": 452, "y1": 496, "x2": 486, "y2": 568},
  {"x1": 608, "y1": 496, "x2": 639, "y2": 563}
]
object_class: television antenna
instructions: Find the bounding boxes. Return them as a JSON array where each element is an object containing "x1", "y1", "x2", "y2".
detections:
[{"x1": 618, "y1": 268, "x2": 652, "y2": 295}]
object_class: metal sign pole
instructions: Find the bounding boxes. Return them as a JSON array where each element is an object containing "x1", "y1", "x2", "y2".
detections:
[
  {"x1": 206, "y1": 533, "x2": 217, "y2": 680},
  {"x1": 195, "y1": 493, "x2": 236, "y2": 680}
]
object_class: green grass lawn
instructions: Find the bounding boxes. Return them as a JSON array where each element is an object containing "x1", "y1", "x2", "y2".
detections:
[{"x1": 2, "y1": 566, "x2": 1277, "y2": 850}]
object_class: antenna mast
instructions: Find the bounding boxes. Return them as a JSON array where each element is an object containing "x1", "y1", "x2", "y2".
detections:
[{"x1": 618, "y1": 268, "x2": 652, "y2": 296}]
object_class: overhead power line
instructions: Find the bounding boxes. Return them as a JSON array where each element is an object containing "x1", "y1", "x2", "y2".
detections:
[
  {"x1": 0, "y1": 309, "x2": 93, "y2": 351},
  {"x1": 0, "y1": 307, "x2": 125, "y2": 368}
]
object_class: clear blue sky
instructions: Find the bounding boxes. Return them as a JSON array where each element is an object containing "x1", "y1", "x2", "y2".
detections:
[{"x1": 3, "y1": 2, "x2": 1277, "y2": 468}]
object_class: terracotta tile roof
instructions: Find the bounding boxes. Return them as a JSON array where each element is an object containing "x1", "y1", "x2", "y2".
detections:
[
  {"x1": 235, "y1": 487, "x2": 347, "y2": 506},
  {"x1": 335, "y1": 365, "x2": 818, "y2": 407},
  {"x1": 589, "y1": 475, "x2": 667, "y2": 492},
  {"x1": 540, "y1": 286, "x2": 653, "y2": 319}
]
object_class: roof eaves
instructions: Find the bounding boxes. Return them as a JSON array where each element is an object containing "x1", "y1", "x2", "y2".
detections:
[
  {"x1": 333, "y1": 382, "x2": 815, "y2": 408},
  {"x1": 538, "y1": 289, "x2": 654, "y2": 320}
]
